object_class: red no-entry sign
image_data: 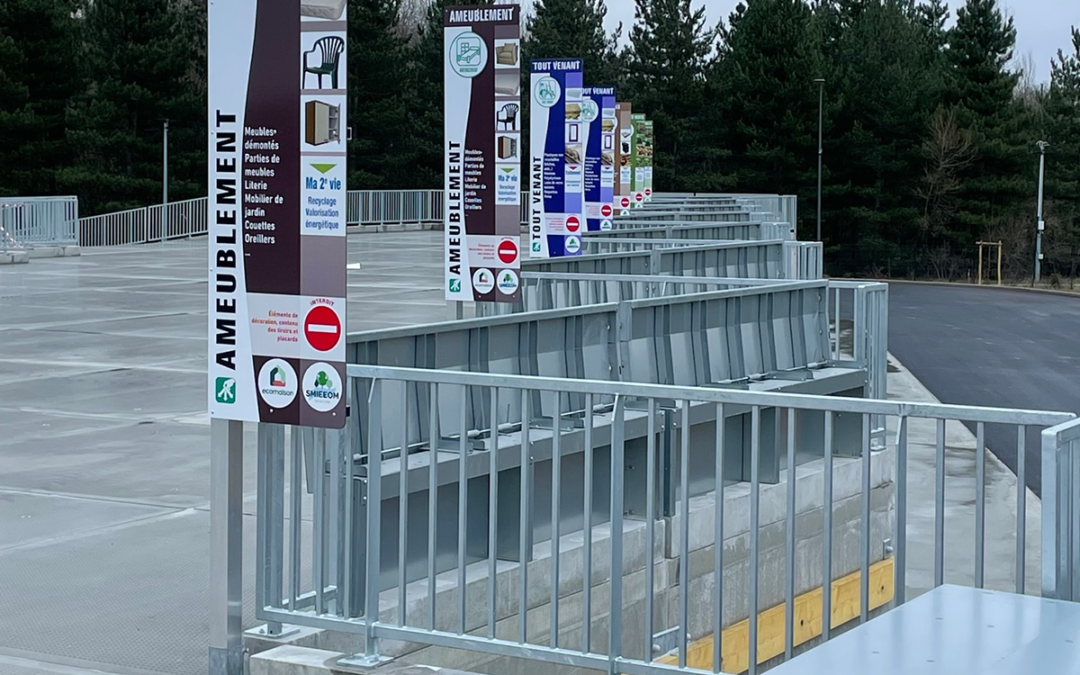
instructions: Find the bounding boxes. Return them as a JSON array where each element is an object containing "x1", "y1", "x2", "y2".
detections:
[
  {"x1": 601, "y1": 204, "x2": 613, "y2": 217},
  {"x1": 620, "y1": 196, "x2": 630, "y2": 207},
  {"x1": 566, "y1": 215, "x2": 581, "y2": 233},
  {"x1": 304, "y1": 305, "x2": 341, "y2": 352},
  {"x1": 497, "y1": 239, "x2": 518, "y2": 264}
]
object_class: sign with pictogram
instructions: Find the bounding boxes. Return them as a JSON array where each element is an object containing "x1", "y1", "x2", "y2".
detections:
[
  {"x1": 601, "y1": 203, "x2": 613, "y2": 218},
  {"x1": 566, "y1": 215, "x2": 581, "y2": 233}
]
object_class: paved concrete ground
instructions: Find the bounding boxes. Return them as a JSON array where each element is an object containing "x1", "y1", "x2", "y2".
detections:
[
  {"x1": 0, "y1": 233, "x2": 449, "y2": 675},
  {"x1": 0, "y1": 236, "x2": 1065, "y2": 675},
  {"x1": 888, "y1": 283, "x2": 1080, "y2": 495}
]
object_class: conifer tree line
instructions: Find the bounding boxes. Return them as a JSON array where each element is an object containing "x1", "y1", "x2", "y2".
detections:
[{"x1": 1, "y1": 0, "x2": 1078, "y2": 278}]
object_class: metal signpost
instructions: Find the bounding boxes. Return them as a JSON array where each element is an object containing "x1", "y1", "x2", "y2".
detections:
[
  {"x1": 582, "y1": 86, "x2": 616, "y2": 232},
  {"x1": 208, "y1": 0, "x2": 348, "y2": 671},
  {"x1": 444, "y1": 5, "x2": 522, "y2": 305},
  {"x1": 530, "y1": 58, "x2": 585, "y2": 257},
  {"x1": 616, "y1": 102, "x2": 633, "y2": 214}
]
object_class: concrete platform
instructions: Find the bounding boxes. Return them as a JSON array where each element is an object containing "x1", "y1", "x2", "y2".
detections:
[
  {"x1": 0, "y1": 234, "x2": 449, "y2": 675},
  {"x1": 768, "y1": 585, "x2": 1080, "y2": 675}
]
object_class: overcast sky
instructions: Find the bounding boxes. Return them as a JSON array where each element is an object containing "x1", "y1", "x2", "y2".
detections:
[{"x1": 601, "y1": 0, "x2": 1079, "y2": 83}]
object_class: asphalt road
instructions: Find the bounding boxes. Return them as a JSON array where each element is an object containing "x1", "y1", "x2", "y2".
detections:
[{"x1": 887, "y1": 283, "x2": 1080, "y2": 496}]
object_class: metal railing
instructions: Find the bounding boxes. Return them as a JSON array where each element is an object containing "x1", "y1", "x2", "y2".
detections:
[
  {"x1": 76, "y1": 191, "x2": 793, "y2": 247},
  {"x1": 253, "y1": 365, "x2": 1077, "y2": 674},
  {"x1": 0, "y1": 196, "x2": 78, "y2": 251},
  {"x1": 78, "y1": 197, "x2": 207, "y2": 247}
]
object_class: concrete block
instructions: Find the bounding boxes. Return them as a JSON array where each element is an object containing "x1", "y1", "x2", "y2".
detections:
[
  {"x1": 251, "y1": 646, "x2": 478, "y2": 675},
  {"x1": 0, "y1": 250, "x2": 29, "y2": 264},
  {"x1": 25, "y1": 244, "x2": 80, "y2": 258}
]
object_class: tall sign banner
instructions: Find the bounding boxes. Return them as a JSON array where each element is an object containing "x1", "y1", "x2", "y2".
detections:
[
  {"x1": 641, "y1": 118, "x2": 655, "y2": 202},
  {"x1": 208, "y1": 0, "x2": 348, "y2": 428},
  {"x1": 582, "y1": 87, "x2": 616, "y2": 232},
  {"x1": 529, "y1": 59, "x2": 585, "y2": 257},
  {"x1": 616, "y1": 102, "x2": 633, "y2": 215},
  {"x1": 444, "y1": 6, "x2": 522, "y2": 303},
  {"x1": 630, "y1": 113, "x2": 646, "y2": 208}
]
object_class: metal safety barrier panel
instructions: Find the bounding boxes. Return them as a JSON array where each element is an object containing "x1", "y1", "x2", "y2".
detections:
[
  {"x1": 475, "y1": 273, "x2": 887, "y2": 405},
  {"x1": 253, "y1": 365, "x2": 1076, "y2": 675},
  {"x1": 349, "y1": 282, "x2": 834, "y2": 389},
  {"x1": 586, "y1": 221, "x2": 793, "y2": 242},
  {"x1": 624, "y1": 210, "x2": 760, "y2": 224},
  {"x1": 572, "y1": 239, "x2": 821, "y2": 281},
  {"x1": 0, "y1": 196, "x2": 78, "y2": 251},
  {"x1": 522, "y1": 240, "x2": 799, "y2": 280}
]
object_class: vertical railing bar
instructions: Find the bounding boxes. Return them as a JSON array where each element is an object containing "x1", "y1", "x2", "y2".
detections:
[
  {"x1": 749, "y1": 405, "x2": 761, "y2": 675},
  {"x1": 488, "y1": 387, "x2": 499, "y2": 639},
  {"x1": 935, "y1": 418, "x2": 946, "y2": 588},
  {"x1": 833, "y1": 287, "x2": 840, "y2": 360},
  {"x1": 822, "y1": 412, "x2": 834, "y2": 642},
  {"x1": 679, "y1": 402, "x2": 691, "y2": 669},
  {"x1": 457, "y1": 389, "x2": 468, "y2": 635},
  {"x1": 271, "y1": 425, "x2": 286, "y2": 617},
  {"x1": 255, "y1": 424, "x2": 270, "y2": 618},
  {"x1": 895, "y1": 417, "x2": 908, "y2": 606},
  {"x1": 860, "y1": 413, "x2": 871, "y2": 623},
  {"x1": 582, "y1": 393, "x2": 595, "y2": 654},
  {"x1": 975, "y1": 422, "x2": 986, "y2": 588},
  {"x1": 550, "y1": 392, "x2": 562, "y2": 649},
  {"x1": 609, "y1": 397, "x2": 626, "y2": 675},
  {"x1": 427, "y1": 383, "x2": 439, "y2": 630},
  {"x1": 398, "y1": 385, "x2": 409, "y2": 625},
  {"x1": 363, "y1": 380, "x2": 384, "y2": 656},
  {"x1": 313, "y1": 430, "x2": 325, "y2": 615},
  {"x1": 644, "y1": 398, "x2": 657, "y2": 662},
  {"x1": 784, "y1": 407, "x2": 796, "y2": 660},
  {"x1": 343, "y1": 404, "x2": 355, "y2": 619},
  {"x1": 328, "y1": 425, "x2": 341, "y2": 616},
  {"x1": 519, "y1": 389, "x2": 531, "y2": 645},
  {"x1": 1016, "y1": 426, "x2": 1026, "y2": 595},
  {"x1": 290, "y1": 427, "x2": 302, "y2": 610},
  {"x1": 713, "y1": 403, "x2": 726, "y2": 674}
]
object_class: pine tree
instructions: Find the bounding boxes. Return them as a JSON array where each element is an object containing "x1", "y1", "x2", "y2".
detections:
[
  {"x1": 407, "y1": 0, "x2": 496, "y2": 188},
  {"x1": 59, "y1": 0, "x2": 204, "y2": 214},
  {"x1": 0, "y1": 0, "x2": 82, "y2": 196},
  {"x1": 822, "y1": 0, "x2": 946, "y2": 273},
  {"x1": 945, "y1": 0, "x2": 1031, "y2": 243},
  {"x1": 626, "y1": 0, "x2": 718, "y2": 191},
  {"x1": 523, "y1": 0, "x2": 622, "y2": 87},
  {"x1": 1042, "y1": 27, "x2": 1080, "y2": 279},
  {"x1": 347, "y1": 0, "x2": 415, "y2": 189},
  {"x1": 711, "y1": 0, "x2": 822, "y2": 218}
]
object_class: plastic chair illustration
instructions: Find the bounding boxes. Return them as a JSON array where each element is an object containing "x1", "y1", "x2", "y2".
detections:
[
  {"x1": 498, "y1": 103, "x2": 519, "y2": 131},
  {"x1": 303, "y1": 36, "x2": 345, "y2": 89}
]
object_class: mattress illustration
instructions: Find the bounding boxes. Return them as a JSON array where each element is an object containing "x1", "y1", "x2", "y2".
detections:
[
  {"x1": 494, "y1": 73, "x2": 519, "y2": 96},
  {"x1": 301, "y1": 0, "x2": 346, "y2": 20}
]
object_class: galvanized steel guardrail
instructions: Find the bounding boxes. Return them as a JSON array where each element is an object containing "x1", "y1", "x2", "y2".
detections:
[
  {"x1": 595, "y1": 221, "x2": 794, "y2": 241},
  {"x1": 253, "y1": 366, "x2": 1078, "y2": 675},
  {"x1": 0, "y1": 196, "x2": 79, "y2": 251}
]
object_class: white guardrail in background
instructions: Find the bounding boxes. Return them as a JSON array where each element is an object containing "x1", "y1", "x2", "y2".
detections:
[{"x1": 76, "y1": 192, "x2": 799, "y2": 247}]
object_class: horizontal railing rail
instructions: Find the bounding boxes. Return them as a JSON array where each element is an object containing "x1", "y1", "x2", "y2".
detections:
[
  {"x1": 254, "y1": 365, "x2": 1075, "y2": 675},
  {"x1": 597, "y1": 221, "x2": 795, "y2": 241}
]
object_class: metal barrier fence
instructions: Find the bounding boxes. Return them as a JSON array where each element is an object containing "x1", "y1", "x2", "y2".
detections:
[
  {"x1": 252, "y1": 365, "x2": 1078, "y2": 675},
  {"x1": 473, "y1": 273, "x2": 887, "y2": 409},
  {"x1": 78, "y1": 197, "x2": 207, "y2": 247},
  {"x1": 76, "y1": 191, "x2": 796, "y2": 247},
  {"x1": 597, "y1": 221, "x2": 795, "y2": 241},
  {"x1": 522, "y1": 241, "x2": 821, "y2": 281},
  {"x1": 0, "y1": 196, "x2": 78, "y2": 251}
]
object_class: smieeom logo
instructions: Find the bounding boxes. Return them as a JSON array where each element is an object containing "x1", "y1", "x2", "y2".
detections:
[{"x1": 215, "y1": 377, "x2": 236, "y2": 404}]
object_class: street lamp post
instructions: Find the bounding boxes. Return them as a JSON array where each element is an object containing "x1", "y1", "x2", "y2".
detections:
[
  {"x1": 1035, "y1": 140, "x2": 1048, "y2": 284},
  {"x1": 814, "y1": 78, "x2": 825, "y2": 243}
]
